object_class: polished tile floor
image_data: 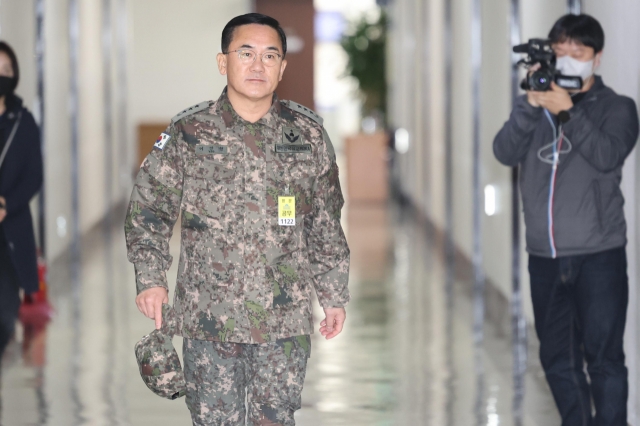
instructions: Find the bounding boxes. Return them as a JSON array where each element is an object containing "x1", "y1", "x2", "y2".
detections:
[{"x1": 0, "y1": 203, "x2": 560, "y2": 425}]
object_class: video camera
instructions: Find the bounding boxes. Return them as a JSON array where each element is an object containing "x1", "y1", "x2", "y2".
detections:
[{"x1": 513, "y1": 38, "x2": 583, "y2": 92}]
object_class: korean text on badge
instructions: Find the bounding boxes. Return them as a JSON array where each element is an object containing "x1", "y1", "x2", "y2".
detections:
[{"x1": 278, "y1": 196, "x2": 296, "y2": 226}]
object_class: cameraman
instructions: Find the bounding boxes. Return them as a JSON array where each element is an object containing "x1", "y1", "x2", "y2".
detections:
[{"x1": 494, "y1": 14, "x2": 639, "y2": 426}]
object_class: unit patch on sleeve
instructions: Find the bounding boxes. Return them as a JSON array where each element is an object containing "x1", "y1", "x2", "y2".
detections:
[{"x1": 154, "y1": 133, "x2": 171, "y2": 150}]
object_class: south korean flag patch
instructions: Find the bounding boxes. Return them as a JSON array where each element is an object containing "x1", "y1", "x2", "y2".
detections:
[{"x1": 154, "y1": 133, "x2": 171, "y2": 150}]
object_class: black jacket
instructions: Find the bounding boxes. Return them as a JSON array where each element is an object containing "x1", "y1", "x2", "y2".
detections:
[
  {"x1": 494, "y1": 76, "x2": 639, "y2": 258},
  {"x1": 0, "y1": 95, "x2": 43, "y2": 293}
]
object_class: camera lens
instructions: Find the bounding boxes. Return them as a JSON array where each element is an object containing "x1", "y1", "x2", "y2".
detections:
[{"x1": 530, "y1": 70, "x2": 552, "y2": 91}]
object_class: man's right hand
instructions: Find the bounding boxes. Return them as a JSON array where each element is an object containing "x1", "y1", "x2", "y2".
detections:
[
  {"x1": 136, "y1": 287, "x2": 169, "y2": 330},
  {"x1": 527, "y1": 91, "x2": 542, "y2": 108}
]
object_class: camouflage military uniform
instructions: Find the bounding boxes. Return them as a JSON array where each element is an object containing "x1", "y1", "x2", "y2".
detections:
[
  {"x1": 183, "y1": 336, "x2": 310, "y2": 425},
  {"x1": 125, "y1": 88, "x2": 349, "y2": 424}
]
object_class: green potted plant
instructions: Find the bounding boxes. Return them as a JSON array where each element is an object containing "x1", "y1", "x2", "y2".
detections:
[
  {"x1": 341, "y1": 11, "x2": 388, "y2": 129},
  {"x1": 341, "y1": 11, "x2": 390, "y2": 203}
]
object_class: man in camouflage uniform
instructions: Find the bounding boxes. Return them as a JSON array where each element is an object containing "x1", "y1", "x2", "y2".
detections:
[{"x1": 125, "y1": 13, "x2": 350, "y2": 426}]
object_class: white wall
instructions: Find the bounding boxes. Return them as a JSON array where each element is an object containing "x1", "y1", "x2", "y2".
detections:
[
  {"x1": 479, "y1": 0, "x2": 511, "y2": 302},
  {"x1": 130, "y1": 0, "x2": 251, "y2": 125},
  {"x1": 426, "y1": 0, "x2": 445, "y2": 228},
  {"x1": 389, "y1": 0, "x2": 517, "y2": 299},
  {"x1": 78, "y1": 0, "x2": 107, "y2": 234},
  {"x1": 0, "y1": 1, "x2": 37, "y2": 109},
  {"x1": 450, "y1": 0, "x2": 472, "y2": 257},
  {"x1": 389, "y1": 0, "x2": 418, "y2": 208},
  {"x1": 388, "y1": 0, "x2": 446, "y2": 228},
  {"x1": 582, "y1": 0, "x2": 640, "y2": 421},
  {"x1": 43, "y1": 0, "x2": 74, "y2": 261}
]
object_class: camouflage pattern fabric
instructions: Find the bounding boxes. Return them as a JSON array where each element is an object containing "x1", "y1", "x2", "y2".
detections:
[
  {"x1": 125, "y1": 88, "x2": 350, "y2": 344},
  {"x1": 183, "y1": 336, "x2": 310, "y2": 426},
  {"x1": 134, "y1": 304, "x2": 187, "y2": 400}
]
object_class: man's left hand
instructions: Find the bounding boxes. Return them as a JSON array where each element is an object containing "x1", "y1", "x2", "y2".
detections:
[
  {"x1": 320, "y1": 307, "x2": 346, "y2": 340},
  {"x1": 534, "y1": 82, "x2": 574, "y2": 115}
]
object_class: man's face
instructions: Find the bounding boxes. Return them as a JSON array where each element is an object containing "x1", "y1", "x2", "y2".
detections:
[
  {"x1": 217, "y1": 24, "x2": 287, "y2": 102},
  {"x1": 552, "y1": 40, "x2": 602, "y2": 66}
]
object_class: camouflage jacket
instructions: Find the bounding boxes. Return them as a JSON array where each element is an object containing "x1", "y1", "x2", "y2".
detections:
[{"x1": 125, "y1": 89, "x2": 350, "y2": 344}]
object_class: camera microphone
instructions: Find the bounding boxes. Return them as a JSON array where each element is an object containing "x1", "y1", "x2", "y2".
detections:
[
  {"x1": 558, "y1": 110, "x2": 571, "y2": 124},
  {"x1": 513, "y1": 44, "x2": 529, "y2": 53}
]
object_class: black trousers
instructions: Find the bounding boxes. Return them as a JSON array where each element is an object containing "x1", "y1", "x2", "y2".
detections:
[
  {"x1": 529, "y1": 247, "x2": 628, "y2": 426},
  {"x1": 0, "y1": 230, "x2": 20, "y2": 358}
]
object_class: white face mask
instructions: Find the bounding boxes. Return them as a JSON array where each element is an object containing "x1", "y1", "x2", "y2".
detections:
[{"x1": 556, "y1": 55, "x2": 595, "y2": 84}]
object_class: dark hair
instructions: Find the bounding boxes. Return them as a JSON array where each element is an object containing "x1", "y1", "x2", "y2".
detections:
[
  {"x1": 0, "y1": 41, "x2": 19, "y2": 93},
  {"x1": 548, "y1": 14, "x2": 605, "y2": 53},
  {"x1": 221, "y1": 13, "x2": 287, "y2": 58}
]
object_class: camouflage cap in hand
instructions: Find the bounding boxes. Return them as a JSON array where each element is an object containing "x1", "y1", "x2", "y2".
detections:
[{"x1": 134, "y1": 304, "x2": 186, "y2": 400}]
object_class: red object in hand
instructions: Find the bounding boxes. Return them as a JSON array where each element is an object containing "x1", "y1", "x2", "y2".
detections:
[{"x1": 19, "y1": 253, "x2": 54, "y2": 325}]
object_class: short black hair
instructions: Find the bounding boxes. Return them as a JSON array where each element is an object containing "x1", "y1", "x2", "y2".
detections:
[
  {"x1": 548, "y1": 14, "x2": 605, "y2": 53},
  {"x1": 222, "y1": 13, "x2": 287, "y2": 58},
  {"x1": 0, "y1": 41, "x2": 19, "y2": 93}
]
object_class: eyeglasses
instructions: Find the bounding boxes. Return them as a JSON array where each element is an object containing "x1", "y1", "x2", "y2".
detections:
[{"x1": 224, "y1": 49, "x2": 283, "y2": 67}]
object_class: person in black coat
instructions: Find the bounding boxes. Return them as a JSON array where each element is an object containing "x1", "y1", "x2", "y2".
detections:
[{"x1": 0, "y1": 41, "x2": 43, "y2": 358}]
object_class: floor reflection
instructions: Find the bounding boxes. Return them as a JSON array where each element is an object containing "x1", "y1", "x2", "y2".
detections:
[{"x1": 0, "y1": 202, "x2": 559, "y2": 425}]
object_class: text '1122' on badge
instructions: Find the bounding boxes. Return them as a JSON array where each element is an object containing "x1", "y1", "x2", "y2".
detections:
[{"x1": 278, "y1": 196, "x2": 296, "y2": 226}]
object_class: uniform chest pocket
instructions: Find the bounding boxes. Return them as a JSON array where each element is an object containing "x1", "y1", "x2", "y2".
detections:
[
  {"x1": 269, "y1": 152, "x2": 315, "y2": 222},
  {"x1": 187, "y1": 157, "x2": 235, "y2": 180},
  {"x1": 273, "y1": 152, "x2": 313, "y2": 181},
  {"x1": 184, "y1": 157, "x2": 236, "y2": 219}
]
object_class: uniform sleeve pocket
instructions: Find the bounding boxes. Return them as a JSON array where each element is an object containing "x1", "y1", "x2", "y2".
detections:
[{"x1": 142, "y1": 154, "x2": 181, "y2": 188}]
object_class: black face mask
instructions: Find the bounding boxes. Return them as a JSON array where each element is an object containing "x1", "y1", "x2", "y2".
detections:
[{"x1": 0, "y1": 76, "x2": 15, "y2": 98}]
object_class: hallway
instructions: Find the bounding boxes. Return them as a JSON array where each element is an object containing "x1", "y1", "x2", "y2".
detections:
[
  {"x1": 1, "y1": 203, "x2": 559, "y2": 426},
  {"x1": 0, "y1": 0, "x2": 639, "y2": 424}
]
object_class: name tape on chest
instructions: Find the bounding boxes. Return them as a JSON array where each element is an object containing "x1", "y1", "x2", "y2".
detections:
[
  {"x1": 275, "y1": 144, "x2": 312, "y2": 154},
  {"x1": 278, "y1": 196, "x2": 296, "y2": 226},
  {"x1": 154, "y1": 133, "x2": 171, "y2": 150},
  {"x1": 196, "y1": 144, "x2": 228, "y2": 155}
]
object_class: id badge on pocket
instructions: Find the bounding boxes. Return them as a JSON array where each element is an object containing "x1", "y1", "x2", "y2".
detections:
[{"x1": 278, "y1": 196, "x2": 296, "y2": 226}]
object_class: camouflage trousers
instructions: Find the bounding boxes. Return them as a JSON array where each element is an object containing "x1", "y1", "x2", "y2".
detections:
[{"x1": 183, "y1": 336, "x2": 311, "y2": 426}]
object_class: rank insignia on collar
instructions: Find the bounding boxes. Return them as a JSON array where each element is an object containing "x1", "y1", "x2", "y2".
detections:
[{"x1": 282, "y1": 127, "x2": 303, "y2": 145}]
